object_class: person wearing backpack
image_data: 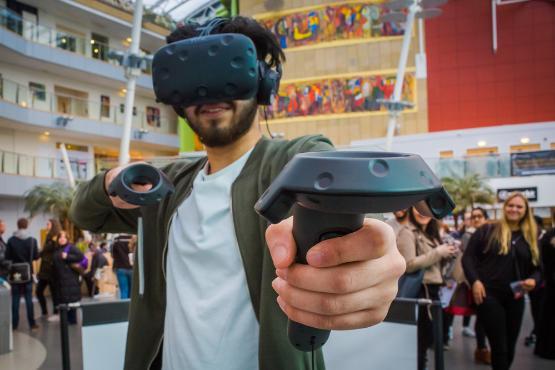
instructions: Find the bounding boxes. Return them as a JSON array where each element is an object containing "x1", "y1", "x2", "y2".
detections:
[
  {"x1": 52, "y1": 230, "x2": 85, "y2": 325},
  {"x1": 6, "y1": 218, "x2": 40, "y2": 330}
]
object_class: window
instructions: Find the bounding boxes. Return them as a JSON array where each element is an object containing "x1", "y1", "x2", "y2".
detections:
[
  {"x1": 56, "y1": 32, "x2": 77, "y2": 52},
  {"x1": 91, "y1": 33, "x2": 109, "y2": 61},
  {"x1": 29, "y1": 82, "x2": 46, "y2": 101},
  {"x1": 146, "y1": 106, "x2": 161, "y2": 127},
  {"x1": 100, "y1": 95, "x2": 110, "y2": 118}
]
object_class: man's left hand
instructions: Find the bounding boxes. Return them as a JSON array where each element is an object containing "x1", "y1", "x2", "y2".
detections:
[{"x1": 266, "y1": 217, "x2": 406, "y2": 330}]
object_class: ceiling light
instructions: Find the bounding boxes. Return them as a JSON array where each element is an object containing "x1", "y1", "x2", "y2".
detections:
[
  {"x1": 90, "y1": 39, "x2": 95, "y2": 44},
  {"x1": 126, "y1": 37, "x2": 132, "y2": 43},
  {"x1": 477, "y1": 140, "x2": 487, "y2": 147},
  {"x1": 520, "y1": 137, "x2": 530, "y2": 144},
  {"x1": 94, "y1": 48, "x2": 99, "y2": 53},
  {"x1": 44, "y1": 131, "x2": 50, "y2": 136}
]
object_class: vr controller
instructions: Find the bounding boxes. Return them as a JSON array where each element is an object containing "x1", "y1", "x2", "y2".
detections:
[
  {"x1": 108, "y1": 163, "x2": 174, "y2": 205},
  {"x1": 254, "y1": 151, "x2": 454, "y2": 352},
  {"x1": 110, "y1": 152, "x2": 454, "y2": 353}
]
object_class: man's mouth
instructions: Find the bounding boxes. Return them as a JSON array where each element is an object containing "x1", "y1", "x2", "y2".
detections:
[{"x1": 197, "y1": 103, "x2": 233, "y2": 115}]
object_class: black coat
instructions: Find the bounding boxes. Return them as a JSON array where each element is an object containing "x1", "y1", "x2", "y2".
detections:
[
  {"x1": 535, "y1": 229, "x2": 555, "y2": 359},
  {"x1": 53, "y1": 244, "x2": 84, "y2": 304}
]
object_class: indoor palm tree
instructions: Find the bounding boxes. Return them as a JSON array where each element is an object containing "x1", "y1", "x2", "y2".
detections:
[
  {"x1": 441, "y1": 173, "x2": 495, "y2": 226},
  {"x1": 24, "y1": 182, "x2": 76, "y2": 240}
]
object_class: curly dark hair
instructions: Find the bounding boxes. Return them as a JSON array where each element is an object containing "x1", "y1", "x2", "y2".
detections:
[{"x1": 166, "y1": 16, "x2": 286, "y2": 68}]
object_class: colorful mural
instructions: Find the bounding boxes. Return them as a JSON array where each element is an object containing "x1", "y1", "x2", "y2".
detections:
[
  {"x1": 258, "y1": 2, "x2": 406, "y2": 49},
  {"x1": 264, "y1": 73, "x2": 415, "y2": 120}
]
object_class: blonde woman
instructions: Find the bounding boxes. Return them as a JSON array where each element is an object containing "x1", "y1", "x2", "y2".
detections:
[{"x1": 462, "y1": 193, "x2": 540, "y2": 370}]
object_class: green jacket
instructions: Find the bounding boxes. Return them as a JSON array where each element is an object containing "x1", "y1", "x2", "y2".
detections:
[{"x1": 69, "y1": 135, "x2": 334, "y2": 370}]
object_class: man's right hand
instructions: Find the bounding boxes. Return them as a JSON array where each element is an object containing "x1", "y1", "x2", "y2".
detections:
[{"x1": 104, "y1": 163, "x2": 153, "y2": 209}]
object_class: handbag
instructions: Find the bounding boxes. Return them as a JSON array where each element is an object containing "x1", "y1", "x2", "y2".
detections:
[
  {"x1": 397, "y1": 230, "x2": 424, "y2": 298},
  {"x1": 445, "y1": 282, "x2": 475, "y2": 315},
  {"x1": 8, "y1": 238, "x2": 36, "y2": 284}
]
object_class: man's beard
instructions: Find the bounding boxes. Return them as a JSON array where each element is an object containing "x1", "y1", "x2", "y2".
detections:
[{"x1": 184, "y1": 99, "x2": 258, "y2": 147}]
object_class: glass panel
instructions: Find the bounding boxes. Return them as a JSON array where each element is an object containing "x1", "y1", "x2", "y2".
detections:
[{"x1": 2, "y1": 152, "x2": 17, "y2": 174}]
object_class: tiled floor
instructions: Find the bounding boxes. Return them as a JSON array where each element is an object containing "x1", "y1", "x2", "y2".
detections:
[{"x1": 1, "y1": 296, "x2": 554, "y2": 369}]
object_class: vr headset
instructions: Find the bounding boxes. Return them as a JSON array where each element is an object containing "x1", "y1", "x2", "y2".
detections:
[{"x1": 152, "y1": 19, "x2": 282, "y2": 116}]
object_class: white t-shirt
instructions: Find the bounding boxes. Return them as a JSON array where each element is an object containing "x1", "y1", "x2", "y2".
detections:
[{"x1": 162, "y1": 149, "x2": 259, "y2": 370}]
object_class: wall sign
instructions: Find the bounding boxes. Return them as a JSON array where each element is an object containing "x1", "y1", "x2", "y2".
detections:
[
  {"x1": 511, "y1": 150, "x2": 555, "y2": 176},
  {"x1": 497, "y1": 187, "x2": 538, "y2": 202}
]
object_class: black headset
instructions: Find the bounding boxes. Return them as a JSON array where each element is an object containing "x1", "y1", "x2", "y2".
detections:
[{"x1": 153, "y1": 17, "x2": 282, "y2": 118}]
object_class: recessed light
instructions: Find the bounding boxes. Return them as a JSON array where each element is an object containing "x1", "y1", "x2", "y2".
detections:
[
  {"x1": 520, "y1": 137, "x2": 530, "y2": 144},
  {"x1": 44, "y1": 131, "x2": 50, "y2": 136},
  {"x1": 477, "y1": 140, "x2": 487, "y2": 147},
  {"x1": 90, "y1": 40, "x2": 95, "y2": 44}
]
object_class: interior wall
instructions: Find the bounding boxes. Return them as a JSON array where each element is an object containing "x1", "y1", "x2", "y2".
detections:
[
  {"x1": 240, "y1": 0, "x2": 429, "y2": 146},
  {"x1": 425, "y1": 0, "x2": 555, "y2": 131}
]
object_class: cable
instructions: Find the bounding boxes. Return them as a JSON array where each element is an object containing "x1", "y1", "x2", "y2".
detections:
[{"x1": 263, "y1": 107, "x2": 275, "y2": 139}]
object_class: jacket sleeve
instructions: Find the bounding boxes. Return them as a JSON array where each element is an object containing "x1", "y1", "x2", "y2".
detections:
[
  {"x1": 69, "y1": 171, "x2": 141, "y2": 234},
  {"x1": 397, "y1": 227, "x2": 441, "y2": 273},
  {"x1": 462, "y1": 226, "x2": 486, "y2": 286}
]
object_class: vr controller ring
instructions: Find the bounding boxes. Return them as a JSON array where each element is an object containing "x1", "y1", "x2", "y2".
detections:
[{"x1": 108, "y1": 164, "x2": 175, "y2": 206}]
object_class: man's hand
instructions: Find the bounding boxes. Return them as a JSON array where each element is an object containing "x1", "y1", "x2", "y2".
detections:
[
  {"x1": 104, "y1": 162, "x2": 152, "y2": 209},
  {"x1": 266, "y1": 217, "x2": 405, "y2": 330}
]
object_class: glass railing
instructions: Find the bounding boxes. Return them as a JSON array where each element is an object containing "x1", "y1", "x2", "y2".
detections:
[
  {"x1": 0, "y1": 150, "x2": 94, "y2": 181},
  {"x1": 425, "y1": 155, "x2": 512, "y2": 179},
  {"x1": 0, "y1": 77, "x2": 177, "y2": 135},
  {"x1": 0, "y1": 6, "x2": 152, "y2": 74}
]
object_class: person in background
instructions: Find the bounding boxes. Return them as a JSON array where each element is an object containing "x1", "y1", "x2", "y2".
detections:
[
  {"x1": 52, "y1": 230, "x2": 84, "y2": 325},
  {"x1": 463, "y1": 192, "x2": 540, "y2": 370},
  {"x1": 36, "y1": 219, "x2": 62, "y2": 320},
  {"x1": 84, "y1": 242, "x2": 108, "y2": 297},
  {"x1": 452, "y1": 211, "x2": 472, "y2": 240},
  {"x1": 6, "y1": 218, "x2": 40, "y2": 330},
  {"x1": 0, "y1": 219, "x2": 9, "y2": 280},
  {"x1": 386, "y1": 208, "x2": 409, "y2": 236},
  {"x1": 524, "y1": 215, "x2": 546, "y2": 347},
  {"x1": 461, "y1": 207, "x2": 491, "y2": 364},
  {"x1": 534, "y1": 214, "x2": 555, "y2": 359},
  {"x1": 111, "y1": 234, "x2": 133, "y2": 299},
  {"x1": 397, "y1": 207, "x2": 459, "y2": 370}
]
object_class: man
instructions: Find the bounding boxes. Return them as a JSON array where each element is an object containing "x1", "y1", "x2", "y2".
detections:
[
  {"x1": 69, "y1": 17, "x2": 405, "y2": 370},
  {"x1": 0, "y1": 219, "x2": 9, "y2": 279},
  {"x1": 386, "y1": 209, "x2": 409, "y2": 236},
  {"x1": 6, "y1": 218, "x2": 39, "y2": 330},
  {"x1": 111, "y1": 234, "x2": 133, "y2": 299}
]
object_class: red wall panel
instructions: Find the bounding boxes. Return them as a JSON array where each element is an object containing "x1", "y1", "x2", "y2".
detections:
[{"x1": 425, "y1": 0, "x2": 555, "y2": 132}]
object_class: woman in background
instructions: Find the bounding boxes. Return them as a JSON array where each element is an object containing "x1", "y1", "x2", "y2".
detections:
[
  {"x1": 463, "y1": 193, "x2": 540, "y2": 370},
  {"x1": 53, "y1": 231, "x2": 84, "y2": 325},
  {"x1": 36, "y1": 219, "x2": 61, "y2": 319},
  {"x1": 397, "y1": 207, "x2": 459, "y2": 370}
]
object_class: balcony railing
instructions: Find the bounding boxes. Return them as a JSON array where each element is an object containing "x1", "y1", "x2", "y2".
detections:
[
  {"x1": 0, "y1": 77, "x2": 177, "y2": 135},
  {"x1": 0, "y1": 6, "x2": 152, "y2": 74},
  {"x1": 426, "y1": 155, "x2": 512, "y2": 179},
  {"x1": 0, "y1": 150, "x2": 94, "y2": 181}
]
